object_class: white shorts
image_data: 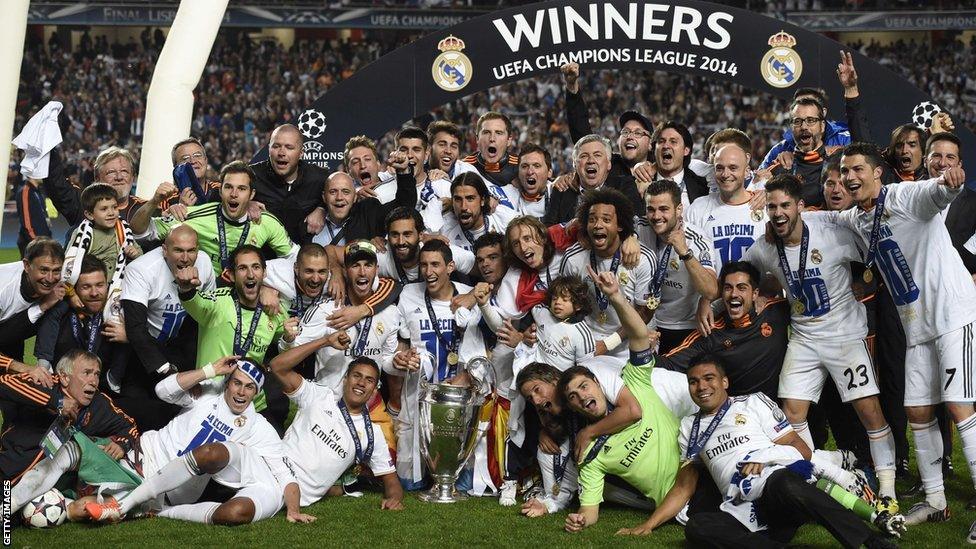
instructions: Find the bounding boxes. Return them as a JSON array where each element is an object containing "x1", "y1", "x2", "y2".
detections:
[
  {"x1": 651, "y1": 368, "x2": 699, "y2": 419},
  {"x1": 211, "y1": 441, "x2": 284, "y2": 522},
  {"x1": 778, "y1": 337, "x2": 879, "y2": 403},
  {"x1": 905, "y1": 322, "x2": 976, "y2": 406}
]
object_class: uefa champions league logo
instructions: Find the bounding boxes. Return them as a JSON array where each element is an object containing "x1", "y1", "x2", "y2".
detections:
[
  {"x1": 432, "y1": 35, "x2": 473, "y2": 92},
  {"x1": 761, "y1": 31, "x2": 803, "y2": 89}
]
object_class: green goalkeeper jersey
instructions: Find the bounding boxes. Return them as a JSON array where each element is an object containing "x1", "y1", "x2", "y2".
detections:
[
  {"x1": 577, "y1": 358, "x2": 681, "y2": 507},
  {"x1": 181, "y1": 287, "x2": 287, "y2": 369},
  {"x1": 152, "y1": 202, "x2": 296, "y2": 274}
]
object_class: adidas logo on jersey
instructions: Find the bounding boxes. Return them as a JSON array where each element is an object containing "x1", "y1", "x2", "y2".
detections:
[{"x1": 707, "y1": 215, "x2": 716, "y2": 222}]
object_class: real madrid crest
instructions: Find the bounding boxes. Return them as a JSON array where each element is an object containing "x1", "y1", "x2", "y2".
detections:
[
  {"x1": 432, "y1": 35, "x2": 472, "y2": 92},
  {"x1": 618, "y1": 270, "x2": 630, "y2": 285},
  {"x1": 669, "y1": 258, "x2": 679, "y2": 271},
  {"x1": 560, "y1": 336, "x2": 570, "y2": 348},
  {"x1": 375, "y1": 321, "x2": 385, "y2": 335},
  {"x1": 750, "y1": 209, "x2": 763, "y2": 222},
  {"x1": 735, "y1": 413, "x2": 747, "y2": 426},
  {"x1": 810, "y1": 249, "x2": 822, "y2": 265},
  {"x1": 235, "y1": 415, "x2": 247, "y2": 427},
  {"x1": 761, "y1": 31, "x2": 803, "y2": 89}
]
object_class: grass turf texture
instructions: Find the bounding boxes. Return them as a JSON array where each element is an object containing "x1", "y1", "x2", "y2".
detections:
[{"x1": 2, "y1": 249, "x2": 974, "y2": 547}]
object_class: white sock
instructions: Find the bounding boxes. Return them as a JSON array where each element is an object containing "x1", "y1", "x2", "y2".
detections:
[
  {"x1": 792, "y1": 421, "x2": 815, "y2": 451},
  {"x1": 120, "y1": 452, "x2": 201, "y2": 515},
  {"x1": 867, "y1": 425, "x2": 897, "y2": 499},
  {"x1": 11, "y1": 442, "x2": 79, "y2": 512},
  {"x1": 910, "y1": 419, "x2": 946, "y2": 509},
  {"x1": 811, "y1": 449, "x2": 857, "y2": 488},
  {"x1": 157, "y1": 501, "x2": 220, "y2": 524},
  {"x1": 955, "y1": 412, "x2": 976, "y2": 490}
]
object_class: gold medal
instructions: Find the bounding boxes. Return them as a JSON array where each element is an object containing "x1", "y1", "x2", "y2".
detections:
[
  {"x1": 792, "y1": 300, "x2": 805, "y2": 315},
  {"x1": 862, "y1": 269, "x2": 873, "y2": 283},
  {"x1": 598, "y1": 311, "x2": 609, "y2": 324},
  {"x1": 447, "y1": 352, "x2": 459, "y2": 366},
  {"x1": 647, "y1": 296, "x2": 661, "y2": 311},
  {"x1": 552, "y1": 484, "x2": 560, "y2": 497}
]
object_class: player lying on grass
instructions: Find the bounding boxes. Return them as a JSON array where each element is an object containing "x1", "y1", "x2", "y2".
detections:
[
  {"x1": 614, "y1": 354, "x2": 904, "y2": 547},
  {"x1": 268, "y1": 334, "x2": 405, "y2": 510},
  {"x1": 84, "y1": 357, "x2": 314, "y2": 525}
]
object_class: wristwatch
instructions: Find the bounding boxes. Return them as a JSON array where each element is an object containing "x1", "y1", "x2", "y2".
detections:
[{"x1": 678, "y1": 249, "x2": 695, "y2": 261}]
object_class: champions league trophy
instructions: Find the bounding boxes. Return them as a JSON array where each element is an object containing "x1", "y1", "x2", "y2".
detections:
[{"x1": 418, "y1": 356, "x2": 495, "y2": 503}]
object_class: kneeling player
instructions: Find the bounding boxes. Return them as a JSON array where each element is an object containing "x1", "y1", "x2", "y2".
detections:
[
  {"x1": 84, "y1": 358, "x2": 313, "y2": 525},
  {"x1": 270, "y1": 335, "x2": 405, "y2": 510}
]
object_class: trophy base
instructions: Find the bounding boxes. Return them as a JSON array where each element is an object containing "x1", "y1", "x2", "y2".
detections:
[{"x1": 418, "y1": 482, "x2": 468, "y2": 503}]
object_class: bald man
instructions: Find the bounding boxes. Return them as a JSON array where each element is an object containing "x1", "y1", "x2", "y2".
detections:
[
  {"x1": 313, "y1": 152, "x2": 418, "y2": 247},
  {"x1": 685, "y1": 144, "x2": 768, "y2": 274},
  {"x1": 250, "y1": 124, "x2": 331, "y2": 244},
  {"x1": 121, "y1": 224, "x2": 217, "y2": 429}
]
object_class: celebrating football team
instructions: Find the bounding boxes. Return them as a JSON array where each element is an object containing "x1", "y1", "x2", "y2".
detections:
[{"x1": 6, "y1": 46, "x2": 976, "y2": 548}]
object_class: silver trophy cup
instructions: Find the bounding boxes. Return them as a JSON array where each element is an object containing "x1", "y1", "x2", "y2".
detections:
[{"x1": 417, "y1": 356, "x2": 495, "y2": 503}]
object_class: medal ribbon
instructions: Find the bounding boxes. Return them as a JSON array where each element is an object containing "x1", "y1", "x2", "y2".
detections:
[
  {"x1": 650, "y1": 244, "x2": 673, "y2": 298},
  {"x1": 552, "y1": 450, "x2": 569, "y2": 489},
  {"x1": 70, "y1": 313, "x2": 102, "y2": 352},
  {"x1": 864, "y1": 185, "x2": 889, "y2": 272},
  {"x1": 685, "y1": 398, "x2": 732, "y2": 460},
  {"x1": 338, "y1": 398, "x2": 374, "y2": 465},
  {"x1": 424, "y1": 289, "x2": 462, "y2": 380},
  {"x1": 234, "y1": 299, "x2": 264, "y2": 356},
  {"x1": 775, "y1": 223, "x2": 810, "y2": 311},
  {"x1": 589, "y1": 250, "x2": 622, "y2": 312},
  {"x1": 216, "y1": 209, "x2": 250, "y2": 270},
  {"x1": 577, "y1": 402, "x2": 616, "y2": 468},
  {"x1": 461, "y1": 215, "x2": 490, "y2": 248},
  {"x1": 353, "y1": 315, "x2": 373, "y2": 357}
]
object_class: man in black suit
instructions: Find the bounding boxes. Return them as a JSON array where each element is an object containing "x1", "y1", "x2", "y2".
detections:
[
  {"x1": 542, "y1": 135, "x2": 642, "y2": 226},
  {"x1": 649, "y1": 120, "x2": 710, "y2": 206}
]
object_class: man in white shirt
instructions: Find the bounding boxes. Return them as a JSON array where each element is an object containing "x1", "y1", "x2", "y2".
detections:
[
  {"x1": 439, "y1": 172, "x2": 517, "y2": 251},
  {"x1": 379, "y1": 207, "x2": 475, "y2": 284}
]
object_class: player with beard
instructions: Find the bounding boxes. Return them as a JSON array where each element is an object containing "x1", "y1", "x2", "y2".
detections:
[
  {"x1": 647, "y1": 121, "x2": 711, "y2": 206},
  {"x1": 743, "y1": 174, "x2": 898, "y2": 503},
  {"x1": 248, "y1": 124, "x2": 328, "y2": 245},
  {"x1": 6, "y1": 349, "x2": 137, "y2": 506},
  {"x1": 440, "y1": 172, "x2": 517, "y2": 252},
  {"x1": 544, "y1": 135, "x2": 643, "y2": 226},
  {"x1": 0, "y1": 237, "x2": 65, "y2": 374},
  {"x1": 499, "y1": 144, "x2": 552, "y2": 218},
  {"x1": 314, "y1": 153, "x2": 417, "y2": 246},
  {"x1": 269, "y1": 348, "x2": 404, "y2": 510},
  {"x1": 461, "y1": 112, "x2": 519, "y2": 191},
  {"x1": 560, "y1": 189, "x2": 655, "y2": 353},
  {"x1": 84, "y1": 358, "x2": 313, "y2": 526},
  {"x1": 637, "y1": 179, "x2": 719, "y2": 353},
  {"x1": 638, "y1": 356, "x2": 899, "y2": 548},
  {"x1": 666, "y1": 262, "x2": 788, "y2": 400},
  {"x1": 830, "y1": 143, "x2": 976, "y2": 532},
  {"x1": 427, "y1": 120, "x2": 481, "y2": 181},
  {"x1": 560, "y1": 266, "x2": 681, "y2": 534},
  {"x1": 370, "y1": 208, "x2": 475, "y2": 284},
  {"x1": 390, "y1": 240, "x2": 490, "y2": 492},
  {"x1": 686, "y1": 144, "x2": 768, "y2": 276},
  {"x1": 131, "y1": 161, "x2": 298, "y2": 278},
  {"x1": 560, "y1": 63, "x2": 652, "y2": 179},
  {"x1": 769, "y1": 98, "x2": 842, "y2": 208}
]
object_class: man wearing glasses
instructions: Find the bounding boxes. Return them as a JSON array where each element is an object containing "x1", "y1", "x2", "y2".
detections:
[{"x1": 769, "y1": 98, "x2": 843, "y2": 209}]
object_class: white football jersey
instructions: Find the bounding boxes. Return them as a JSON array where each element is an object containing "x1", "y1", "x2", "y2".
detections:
[
  {"x1": 832, "y1": 179, "x2": 976, "y2": 345},
  {"x1": 375, "y1": 243, "x2": 475, "y2": 284},
  {"x1": 375, "y1": 174, "x2": 451, "y2": 233},
  {"x1": 143, "y1": 375, "x2": 282, "y2": 468},
  {"x1": 283, "y1": 298, "x2": 401, "y2": 393},
  {"x1": 0, "y1": 262, "x2": 35, "y2": 322},
  {"x1": 263, "y1": 256, "x2": 299, "y2": 304},
  {"x1": 678, "y1": 393, "x2": 793, "y2": 490},
  {"x1": 743, "y1": 214, "x2": 867, "y2": 342},
  {"x1": 531, "y1": 304, "x2": 598, "y2": 370},
  {"x1": 685, "y1": 192, "x2": 767, "y2": 274},
  {"x1": 283, "y1": 379, "x2": 395, "y2": 506},
  {"x1": 559, "y1": 242, "x2": 655, "y2": 338},
  {"x1": 636, "y1": 219, "x2": 715, "y2": 330},
  {"x1": 397, "y1": 282, "x2": 487, "y2": 382},
  {"x1": 121, "y1": 247, "x2": 216, "y2": 340},
  {"x1": 439, "y1": 207, "x2": 518, "y2": 251},
  {"x1": 498, "y1": 183, "x2": 550, "y2": 218}
]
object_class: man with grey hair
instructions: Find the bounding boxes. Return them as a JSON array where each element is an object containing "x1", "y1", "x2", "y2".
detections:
[
  {"x1": 48, "y1": 146, "x2": 146, "y2": 224},
  {"x1": 542, "y1": 134, "x2": 642, "y2": 226},
  {"x1": 5, "y1": 349, "x2": 138, "y2": 500}
]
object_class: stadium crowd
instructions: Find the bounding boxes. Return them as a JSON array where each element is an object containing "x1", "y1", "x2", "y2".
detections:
[{"x1": 4, "y1": 11, "x2": 976, "y2": 549}]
